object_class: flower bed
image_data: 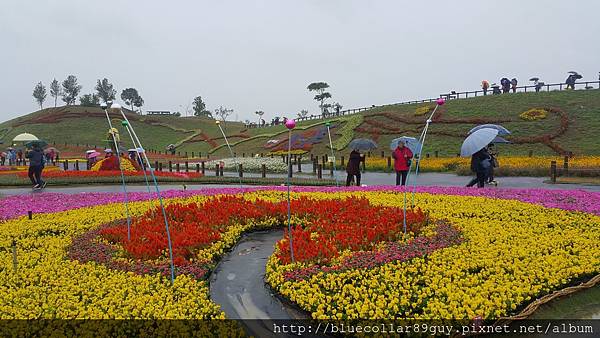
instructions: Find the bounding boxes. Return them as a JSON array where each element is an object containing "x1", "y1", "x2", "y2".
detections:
[
  {"x1": 520, "y1": 108, "x2": 548, "y2": 121},
  {"x1": 71, "y1": 196, "x2": 425, "y2": 279},
  {"x1": 266, "y1": 190, "x2": 600, "y2": 321},
  {"x1": 1, "y1": 187, "x2": 599, "y2": 327},
  {"x1": 204, "y1": 157, "x2": 288, "y2": 173},
  {"x1": 15, "y1": 170, "x2": 202, "y2": 179},
  {"x1": 360, "y1": 156, "x2": 600, "y2": 177}
]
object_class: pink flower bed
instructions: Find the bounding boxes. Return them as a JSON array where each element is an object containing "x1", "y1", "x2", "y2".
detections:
[{"x1": 2, "y1": 186, "x2": 600, "y2": 221}]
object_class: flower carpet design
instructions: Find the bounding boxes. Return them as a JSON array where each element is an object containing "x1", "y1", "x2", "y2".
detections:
[{"x1": 0, "y1": 186, "x2": 599, "y2": 327}]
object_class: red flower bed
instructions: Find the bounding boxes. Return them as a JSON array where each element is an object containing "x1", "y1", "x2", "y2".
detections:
[
  {"x1": 71, "y1": 196, "x2": 427, "y2": 279},
  {"x1": 283, "y1": 221, "x2": 462, "y2": 281},
  {"x1": 17, "y1": 170, "x2": 202, "y2": 179}
]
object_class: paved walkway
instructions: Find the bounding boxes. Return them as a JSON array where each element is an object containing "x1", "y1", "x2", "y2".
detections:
[{"x1": 1, "y1": 172, "x2": 599, "y2": 196}]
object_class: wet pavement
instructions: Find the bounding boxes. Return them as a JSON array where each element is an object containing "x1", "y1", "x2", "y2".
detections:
[
  {"x1": 2, "y1": 172, "x2": 599, "y2": 196},
  {"x1": 209, "y1": 230, "x2": 314, "y2": 337}
]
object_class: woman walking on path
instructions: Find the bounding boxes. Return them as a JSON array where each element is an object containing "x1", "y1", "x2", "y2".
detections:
[
  {"x1": 392, "y1": 141, "x2": 413, "y2": 186},
  {"x1": 346, "y1": 149, "x2": 362, "y2": 186}
]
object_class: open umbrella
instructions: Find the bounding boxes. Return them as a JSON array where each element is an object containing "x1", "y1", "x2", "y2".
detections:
[
  {"x1": 87, "y1": 151, "x2": 101, "y2": 159},
  {"x1": 568, "y1": 71, "x2": 579, "y2": 75},
  {"x1": 13, "y1": 133, "x2": 38, "y2": 142},
  {"x1": 348, "y1": 138, "x2": 378, "y2": 151},
  {"x1": 529, "y1": 77, "x2": 539, "y2": 82},
  {"x1": 390, "y1": 137, "x2": 422, "y2": 153},
  {"x1": 460, "y1": 128, "x2": 498, "y2": 157},
  {"x1": 468, "y1": 124, "x2": 511, "y2": 136},
  {"x1": 24, "y1": 140, "x2": 48, "y2": 149}
]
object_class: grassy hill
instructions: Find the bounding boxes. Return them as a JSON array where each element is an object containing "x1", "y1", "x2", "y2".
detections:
[{"x1": 2, "y1": 89, "x2": 600, "y2": 158}]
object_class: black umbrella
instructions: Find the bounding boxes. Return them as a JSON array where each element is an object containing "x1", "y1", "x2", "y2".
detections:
[
  {"x1": 575, "y1": 74, "x2": 583, "y2": 79},
  {"x1": 529, "y1": 77, "x2": 539, "y2": 82},
  {"x1": 568, "y1": 71, "x2": 579, "y2": 75},
  {"x1": 348, "y1": 138, "x2": 378, "y2": 151},
  {"x1": 24, "y1": 140, "x2": 48, "y2": 149}
]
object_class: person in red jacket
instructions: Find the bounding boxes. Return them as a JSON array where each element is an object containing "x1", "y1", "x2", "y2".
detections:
[{"x1": 392, "y1": 142, "x2": 413, "y2": 186}]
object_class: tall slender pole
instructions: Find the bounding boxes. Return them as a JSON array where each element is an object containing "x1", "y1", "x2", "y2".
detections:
[
  {"x1": 410, "y1": 99, "x2": 445, "y2": 206},
  {"x1": 102, "y1": 107, "x2": 131, "y2": 241},
  {"x1": 115, "y1": 104, "x2": 175, "y2": 285},
  {"x1": 122, "y1": 121, "x2": 151, "y2": 194},
  {"x1": 216, "y1": 120, "x2": 243, "y2": 189},
  {"x1": 285, "y1": 119, "x2": 296, "y2": 262},
  {"x1": 325, "y1": 122, "x2": 339, "y2": 187}
]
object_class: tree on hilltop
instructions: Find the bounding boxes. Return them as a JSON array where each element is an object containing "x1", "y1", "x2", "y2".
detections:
[
  {"x1": 32, "y1": 82, "x2": 47, "y2": 109},
  {"x1": 121, "y1": 88, "x2": 144, "y2": 112},
  {"x1": 80, "y1": 93, "x2": 100, "y2": 107},
  {"x1": 61, "y1": 75, "x2": 82, "y2": 105},
  {"x1": 49, "y1": 79, "x2": 61, "y2": 107},
  {"x1": 193, "y1": 96, "x2": 212, "y2": 117},
  {"x1": 95, "y1": 78, "x2": 117, "y2": 103},
  {"x1": 307, "y1": 82, "x2": 332, "y2": 116},
  {"x1": 214, "y1": 106, "x2": 233, "y2": 121}
]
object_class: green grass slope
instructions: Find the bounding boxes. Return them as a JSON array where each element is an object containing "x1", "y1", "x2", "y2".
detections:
[{"x1": 2, "y1": 89, "x2": 600, "y2": 157}]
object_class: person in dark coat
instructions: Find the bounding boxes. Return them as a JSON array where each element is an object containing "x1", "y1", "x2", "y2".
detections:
[
  {"x1": 466, "y1": 148, "x2": 491, "y2": 188},
  {"x1": 25, "y1": 144, "x2": 46, "y2": 189},
  {"x1": 500, "y1": 78, "x2": 511, "y2": 93},
  {"x1": 346, "y1": 149, "x2": 362, "y2": 186},
  {"x1": 511, "y1": 78, "x2": 518, "y2": 93},
  {"x1": 392, "y1": 142, "x2": 413, "y2": 186}
]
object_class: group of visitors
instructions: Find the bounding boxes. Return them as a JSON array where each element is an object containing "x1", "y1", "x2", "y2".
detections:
[
  {"x1": 1, "y1": 148, "x2": 17, "y2": 166},
  {"x1": 345, "y1": 141, "x2": 414, "y2": 187},
  {"x1": 481, "y1": 78, "x2": 518, "y2": 95}
]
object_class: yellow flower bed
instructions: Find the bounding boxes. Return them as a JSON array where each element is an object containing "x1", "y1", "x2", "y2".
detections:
[
  {"x1": 360, "y1": 156, "x2": 600, "y2": 175},
  {"x1": 2, "y1": 189, "x2": 599, "y2": 326},
  {"x1": 266, "y1": 191, "x2": 600, "y2": 320},
  {"x1": 519, "y1": 108, "x2": 548, "y2": 121},
  {"x1": 414, "y1": 105, "x2": 434, "y2": 116}
]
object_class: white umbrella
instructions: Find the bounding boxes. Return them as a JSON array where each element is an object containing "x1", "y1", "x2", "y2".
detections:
[
  {"x1": 460, "y1": 128, "x2": 498, "y2": 157},
  {"x1": 12, "y1": 133, "x2": 38, "y2": 142}
]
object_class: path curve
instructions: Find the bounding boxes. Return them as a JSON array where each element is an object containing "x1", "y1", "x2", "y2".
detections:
[{"x1": 209, "y1": 230, "x2": 317, "y2": 338}]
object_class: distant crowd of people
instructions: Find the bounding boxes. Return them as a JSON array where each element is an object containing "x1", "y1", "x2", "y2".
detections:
[{"x1": 481, "y1": 78, "x2": 520, "y2": 95}]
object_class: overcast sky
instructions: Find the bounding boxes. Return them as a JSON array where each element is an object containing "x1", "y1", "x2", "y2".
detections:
[{"x1": 1, "y1": 0, "x2": 598, "y2": 123}]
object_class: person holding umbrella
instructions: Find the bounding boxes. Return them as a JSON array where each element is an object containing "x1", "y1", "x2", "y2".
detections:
[
  {"x1": 25, "y1": 142, "x2": 46, "y2": 189},
  {"x1": 392, "y1": 141, "x2": 413, "y2": 186},
  {"x1": 466, "y1": 147, "x2": 491, "y2": 188},
  {"x1": 346, "y1": 149, "x2": 362, "y2": 186},
  {"x1": 461, "y1": 128, "x2": 499, "y2": 188}
]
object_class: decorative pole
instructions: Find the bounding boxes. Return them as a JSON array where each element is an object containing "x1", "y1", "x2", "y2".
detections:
[
  {"x1": 325, "y1": 122, "x2": 339, "y2": 187},
  {"x1": 121, "y1": 120, "x2": 151, "y2": 194},
  {"x1": 216, "y1": 120, "x2": 243, "y2": 189},
  {"x1": 114, "y1": 103, "x2": 175, "y2": 285},
  {"x1": 285, "y1": 118, "x2": 296, "y2": 262},
  {"x1": 101, "y1": 103, "x2": 131, "y2": 240},
  {"x1": 410, "y1": 98, "x2": 445, "y2": 206}
]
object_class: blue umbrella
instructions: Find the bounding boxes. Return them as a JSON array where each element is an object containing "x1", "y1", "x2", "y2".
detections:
[
  {"x1": 390, "y1": 137, "x2": 422, "y2": 153},
  {"x1": 468, "y1": 124, "x2": 511, "y2": 136},
  {"x1": 348, "y1": 138, "x2": 378, "y2": 151},
  {"x1": 461, "y1": 128, "x2": 498, "y2": 157}
]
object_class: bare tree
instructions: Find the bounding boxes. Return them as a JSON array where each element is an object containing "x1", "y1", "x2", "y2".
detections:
[{"x1": 214, "y1": 106, "x2": 233, "y2": 121}]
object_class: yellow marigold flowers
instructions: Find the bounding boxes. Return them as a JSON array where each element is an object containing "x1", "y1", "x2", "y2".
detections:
[{"x1": 519, "y1": 108, "x2": 548, "y2": 121}]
